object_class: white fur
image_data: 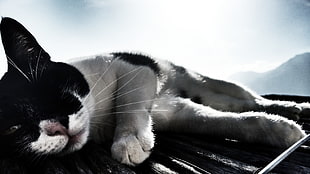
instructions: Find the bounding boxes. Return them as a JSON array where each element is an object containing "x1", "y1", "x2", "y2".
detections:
[
  {"x1": 152, "y1": 96, "x2": 305, "y2": 147},
  {"x1": 30, "y1": 95, "x2": 91, "y2": 154},
  {"x1": 68, "y1": 54, "x2": 309, "y2": 166},
  {"x1": 72, "y1": 56, "x2": 157, "y2": 165},
  {"x1": 30, "y1": 120, "x2": 69, "y2": 154},
  {"x1": 66, "y1": 106, "x2": 90, "y2": 153}
]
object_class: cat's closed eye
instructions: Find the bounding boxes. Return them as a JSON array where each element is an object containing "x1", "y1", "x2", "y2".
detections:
[{"x1": 0, "y1": 125, "x2": 21, "y2": 136}]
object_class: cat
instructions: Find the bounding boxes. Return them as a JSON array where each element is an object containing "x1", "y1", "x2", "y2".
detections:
[{"x1": 0, "y1": 17, "x2": 309, "y2": 166}]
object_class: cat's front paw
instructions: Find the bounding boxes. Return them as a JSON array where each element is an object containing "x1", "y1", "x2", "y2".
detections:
[{"x1": 111, "y1": 131, "x2": 154, "y2": 166}]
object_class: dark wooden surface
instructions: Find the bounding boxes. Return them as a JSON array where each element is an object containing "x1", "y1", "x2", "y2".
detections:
[{"x1": 1, "y1": 95, "x2": 310, "y2": 174}]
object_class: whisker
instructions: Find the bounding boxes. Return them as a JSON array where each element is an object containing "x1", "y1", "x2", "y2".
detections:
[
  {"x1": 106, "y1": 86, "x2": 145, "y2": 103},
  {"x1": 94, "y1": 66, "x2": 144, "y2": 98},
  {"x1": 84, "y1": 72, "x2": 101, "y2": 77},
  {"x1": 90, "y1": 121, "x2": 115, "y2": 127},
  {"x1": 89, "y1": 124, "x2": 116, "y2": 132},
  {"x1": 35, "y1": 48, "x2": 42, "y2": 81},
  {"x1": 89, "y1": 85, "x2": 145, "y2": 110},
  {"x1": 103, "y1": 67, "x2": 144, "y2": 98},
  {"x1": 91, "y1": 109, "x2": 168, "y2": 118},
  {"x1": 28, "y1": 58, "x2": 35, "y2": 81},
  {"x1": 34, "y1": 153, "x2": 45, "y2": 165},
  {"x1": 84, "y1": 57, "x2": 119, "y2": 102},
  {"x1": 34, "y1": 154, "x2": 44, "y2": 166},
  {"x1": 86, "y1": 66, "x2": 145, "y2": 110},
  {"x1": 6, "y1": 55, "x2": 31, "y2": 82},
  {"x1": 16, "y1": 142, "x2": 30, "y2": 157},
  {"x1": 89, "y1": 124, "x2": 102, "y2": 130},
  {"x1": 39, "y1": 61, "x2": 48, "y2": 79},
  {"x1": 91, "y1": 98, "x2": 168, "y2": 113}
]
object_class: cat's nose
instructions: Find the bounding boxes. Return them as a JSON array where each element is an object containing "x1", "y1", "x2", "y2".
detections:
[{"x1": 44, "y1": 122, "x2": 68, "y2": 136}]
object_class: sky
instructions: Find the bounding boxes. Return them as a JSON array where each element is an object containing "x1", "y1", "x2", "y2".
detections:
[{"x1": 0, "y1": 0, "x2": 310, "y2": 79}]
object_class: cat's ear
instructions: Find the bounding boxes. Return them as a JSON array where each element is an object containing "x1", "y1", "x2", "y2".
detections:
[{"x1": 0, "y1": 17, "x2": 51, "y2": 80}]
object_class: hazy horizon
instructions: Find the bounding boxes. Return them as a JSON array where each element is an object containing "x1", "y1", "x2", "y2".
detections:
[{"x1": 1, "y1": 0, "x2": 310, "y2": 79}]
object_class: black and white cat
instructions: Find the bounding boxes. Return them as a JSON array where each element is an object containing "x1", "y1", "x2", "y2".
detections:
[{"x1": 0, "y1": 17, "x2": 309, "y2": 166}]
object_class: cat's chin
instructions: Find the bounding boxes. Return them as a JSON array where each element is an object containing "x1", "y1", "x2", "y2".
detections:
[{"x1": 62, "y1": 127, "x2": 89, "y2": 154}]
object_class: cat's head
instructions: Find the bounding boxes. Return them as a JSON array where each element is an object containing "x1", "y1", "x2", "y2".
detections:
[{"x1": 0, "y1": 17, "x2": 91, "y2": 157}]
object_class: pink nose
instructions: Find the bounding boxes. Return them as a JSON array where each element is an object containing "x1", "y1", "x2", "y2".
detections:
[{"x1": 44, "y1": 122, "x2": 68, "y2": 136}]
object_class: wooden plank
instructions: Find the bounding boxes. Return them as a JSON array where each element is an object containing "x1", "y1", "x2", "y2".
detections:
[{"x1": 0, "y1": 94, "x2": 310, "y2": 173}]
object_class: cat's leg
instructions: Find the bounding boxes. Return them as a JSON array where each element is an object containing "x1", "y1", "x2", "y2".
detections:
[
  {"x1": 165, "y1": 67, "x2": 261, "y2": 112},
  {"x1": 110, "y1": 65, "x2": 157, "y2": 166},
  {"x1": 152, "y1": 95, "x2": 306, "y2": 148},
  {"x1": 169, "y1": 69, "x2": 309, "y2": 120},
  {"x1": 255, "y1": 98, "x2": 310, "y2": 120}
]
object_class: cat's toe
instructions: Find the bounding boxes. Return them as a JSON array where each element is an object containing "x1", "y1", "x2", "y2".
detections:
[
  {"x1": 111, "y1": 132, "x2": 154, "y2": 166},
  {"x1": 299, "y1": 103, "x2": 310, "y2": 118},
  {"x1": 264, "y1": 104, "x2": 301, "y2": 120},
  {"x1": 278, "y1": 105, "x2": 301, "y2": 121}
]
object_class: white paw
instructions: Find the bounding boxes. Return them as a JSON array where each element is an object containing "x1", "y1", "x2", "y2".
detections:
[
  {"x1": 272, "y1": 120, "x2": 305, "y2": 147},
  {"x1": 111, "y1": 131, "x2": 154, "y2": 166},
  {"x1": 256, "y1": 116, "x2": 306, "y2": 147}
]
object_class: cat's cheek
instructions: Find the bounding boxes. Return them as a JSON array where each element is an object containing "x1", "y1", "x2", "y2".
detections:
[
  {"x1": 29, "y1": 133, "x2": 69, "y2": 154},
  {"x1": 66, "y1": 106, "x2": 91, "y2": 152}
]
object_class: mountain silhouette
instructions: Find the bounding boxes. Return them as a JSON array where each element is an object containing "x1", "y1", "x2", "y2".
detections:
[{"x1": 230, "y1": 53, "x2": 310, "y2": 96}]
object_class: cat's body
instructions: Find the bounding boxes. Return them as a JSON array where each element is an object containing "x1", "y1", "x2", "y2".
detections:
[
  {"x1": 71, "y1": 53, "x2": 307, "y2": 165},
  {"x1": 0, "y1": 18, "x2": 309, "y2": 166}
]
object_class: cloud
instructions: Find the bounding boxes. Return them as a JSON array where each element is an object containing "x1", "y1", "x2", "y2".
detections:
[
  {"x1": 1, "y1": 0, "x2": 309, "y2": 80},
  {"x1": 84, "y1": 0, "x2": 107, "y2": 7},
  {"x1": 83, "y1": 0, "x2": 129, "y2": 8},
  {"x1": 295, "y1": 0, "x2": 310, "y2": 6}
]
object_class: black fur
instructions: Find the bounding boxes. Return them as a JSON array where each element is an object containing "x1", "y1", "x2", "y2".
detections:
[
  {"x1": 179, "y1": 89, "x2": 189, "y2": 98},
  {"x1": 112, "y1": 52, "x2": 160, "y2": 74},
  {"x1": 173, "y1": 64, "x2": 187, "y2": 74},
  {"x1": 191, "y1": 96, "x2": 202, "y2": 104},
  {"x1": 0, "y1": 17, "x2": 90, "y2": 157},
  {"x1": 0, "y1": 17, "x2": 50, "y2": 77},
  {"x1": 178, "y1": 90, "x2": 202, "y2": 104}
]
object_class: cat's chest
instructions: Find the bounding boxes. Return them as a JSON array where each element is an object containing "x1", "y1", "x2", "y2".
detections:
[
  {"x1": 70, "y1": 56, "x2": 119, "y2": 141},
  {"x1": 71, "y1": 56, "x2": 117, "y2": 110},
  {"x1": 69, "y1": 55, "x2": 159, "y2": 141}
]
